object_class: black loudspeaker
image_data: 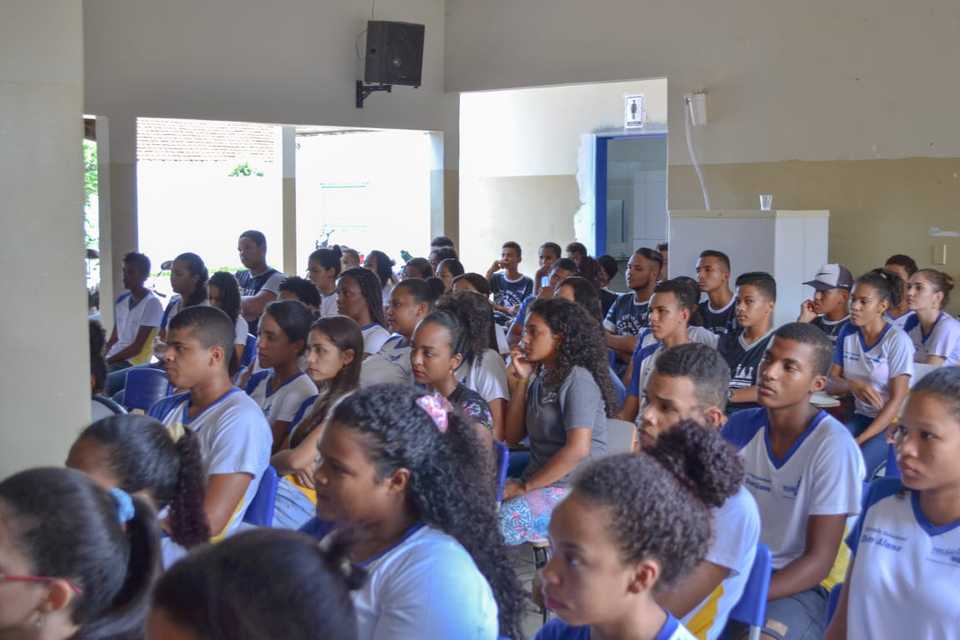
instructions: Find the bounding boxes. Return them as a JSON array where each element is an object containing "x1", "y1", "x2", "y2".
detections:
[{"x1": 364, "y1": 21, "x2": 425, "y2": 87}]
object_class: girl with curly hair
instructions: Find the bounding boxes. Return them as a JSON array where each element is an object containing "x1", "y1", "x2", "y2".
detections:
[
  {"x1": 535, "y1": 423, "x2": 743, "y2": 640},
  {"x1": 337, "y1": 267, "x2": 391, "y2": 355},
  {"x1": 500, "y1": 297, "x2": 615, "y2": 545},
  {"x1": 65, "y1": 414, "x2": 209, "y2": 568},
  {"x1": 307, "y1": 384, "x2": 525, "y2": 640}
]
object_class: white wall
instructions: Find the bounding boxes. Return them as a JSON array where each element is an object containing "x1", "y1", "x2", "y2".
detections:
[{"x1": 1, "y1": 1, "x2": 88, "y2": 476}]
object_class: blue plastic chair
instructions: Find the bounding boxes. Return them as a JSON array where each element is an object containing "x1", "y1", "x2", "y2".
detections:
[
  {"x1": 123, "y1": 367, "x2": 171, "y2": 412},
  {"x1": 884, "y1": 444, "x2": 900, "y2": 478},
  {"x1": 494, "y1": 441, "x2": 509, "y2": 503},
  {"x1": 243, "y1": 465, "x2": 279, "y2": 527},
  {"x1": 825, "y1": 582, "x2": 843, "y2": 626},
  {"x1": 241, "y1": 334, "x2": 257, "y2": 368},
  {"x1": 728, "y1": 543, "x2": 772, "y2": 640},
  {"x1": 92, "y1": 394, "x2": 127, "y2": 416}
]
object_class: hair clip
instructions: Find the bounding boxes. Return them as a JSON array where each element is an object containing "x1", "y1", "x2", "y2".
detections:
[{"x1": 415, "y1": 393, "x2": 453, "y2": 433}]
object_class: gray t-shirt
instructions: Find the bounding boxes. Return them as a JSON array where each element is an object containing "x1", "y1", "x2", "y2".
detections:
[{"x1": 523, "y1": 365, "x2": 608, "y2": 486}]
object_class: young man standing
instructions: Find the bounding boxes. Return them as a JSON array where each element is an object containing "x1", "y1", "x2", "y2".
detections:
[
  {"x1": 485, "y1": 241, "x2": 533, "y2": 326},
  {"x1": 722, "y1": 323, "x2": 864, "y2": 640},
  {"x1": 696, "y1": 250, "x2": 738, "y2": 336},
  {"x1": 235, "y1": 229, "x2": 284, "y2": 332},
  {"x1": 719, "y1": 271, "x2": 776, "y2": 413},
  {"x1": 604, "y1": 247, "x2": 662, "y2": 368},
  {"x1": 104, "y1": 252, "x2": 164, "y2": 371},
  {"x1": 798, "y1": 263, "x2": 853, "y2": 344}
]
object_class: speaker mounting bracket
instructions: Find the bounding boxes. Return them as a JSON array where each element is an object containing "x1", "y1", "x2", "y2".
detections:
[{"x1": 356, "y1": 81, "x2": 393, "y2": 109}]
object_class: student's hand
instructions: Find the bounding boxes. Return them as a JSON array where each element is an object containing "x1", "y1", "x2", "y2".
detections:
[
  {"x1": 508, "y1": 304, "x2": 520, "y2": 315},
  {"x1": 490, "y1": 259, "x2": 503, "y2": 272},
  {"x1": 502, "y1": 479, "x2": 527, "y2": 501},
  {"x1": 294, "y1": 466, "x2": 316, "y2": 490},
  {"x1": 849, "y1": 379, "x2": 884, "y2": 409},
  {"x1": 508, "y1": 347, "x2": 534, "y2": 382},
  {"x1": 799, "y1": 299, "x2": 817, "y2": 323}
]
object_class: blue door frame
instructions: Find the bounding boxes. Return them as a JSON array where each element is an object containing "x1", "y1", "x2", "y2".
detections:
[{"x1": 594, "y1": 132, "x2": 668, "y2": 256}]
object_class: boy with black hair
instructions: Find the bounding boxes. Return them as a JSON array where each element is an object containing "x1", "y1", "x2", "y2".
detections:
[
  {"x1": 798, "y1": 263, "x2": 853, "y2": 344},
  {"x1": 656, "y1": 242, "x2": 669, "y2": 280},
  {"x1": 596, "y1": 254, "x2": 620, "y2": 317},
  {"x1": 883, "y1": 253, "x2": 918, "y2": 329},
  {"x1": 696, "y1": 249, "x2": 738, "y2": 336},
  {"x1": 149, "y1": 305, "x2": 272, "y2": 539},
  {"x1": 637, "y1": 343, "x2": 761, "y2": 640},
  {"x1": 564, "y1": 241, "x2": 588, "y2": 267},
  {"x1": 236, "y1": 230, "x2": 284, "y2": 332},
  {"x1": 278, "y1": 276, "x2": 321, "y2": 315},
  {"x1": 604, "y1": 247, "x2": 662, "y2": 370},
  {"x1": 430, "y1": 235, "x2": 455, "y2": 250},
  {"x1": 105, "y1": 251, "x2": 164, "y2": 370},
  {"x1": 508, "y1": 258, "x2": 577, "y2": 348},
  {"x1": 428, "y1": 245, "x2": 458, "y2": 272},
  {"x1": 719, "y1": 271, "x2": 776, "y2": 413},
  {"x1": 485, "y1": 241, "x2": 534, "y2": 326},
  {"x1": 722, "y1": 323, "x2": 864, "y2": 640}
]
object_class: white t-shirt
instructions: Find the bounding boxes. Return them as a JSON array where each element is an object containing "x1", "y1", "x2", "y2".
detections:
[
  {"x1": 722, "y1": 408, "x2": 865, "y2": 571},
  {"x1": 456, "y1": 349, "x2": 509, "y2": 404},
  {"x1": 682, "y1": 486, "x2": 760, "y2": 640},
  {"x1": 494, "y1": 323, "x2": 510, "y2": 355},
  {"x1": 346, "y1": 525, "x2": 499, "y2": 640},
  {"x1": 845, "y1": 478, "x2": 960, "y2": 640},
  {"x1": 245, "y1": 370, "x2": 318, "y2": 424},
  {"x1": 107, "y1": 291, "x2": 164, "y2": 359},
  {"x1": 319, "y1": 292, "x2": 338, "y2": 318},
  {"x1": 885, "y1": 309, "x2": 916, "y2": 331},
  {"x1": 638, "y1": 326, "x2": 719, "y2": 350},
  {"x1": 905, "y1": 312, "x2": 960, "y2": 366},
  {"x1": 834, "y1": 323, "x2": 915, "y2": 417},
  {"x1": 362, "y1": 323, "x2": 392, "y2": 355},
  {"x1": 360, "y1": 335, "x2": 413, "y2": 387},
  {"x1": 234, "y1": 315, "x2": 250, "y2": 346},
  {"x1": 149, "y1": 388, "x2": 272, "y2": 537}
]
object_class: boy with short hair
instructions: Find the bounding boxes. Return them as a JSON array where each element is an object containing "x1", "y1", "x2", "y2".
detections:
[
  {"x1": 278, "y1": 276, "x2": 321, "y2": 315},
  {"x1": 235, "y1": 229, "x2": 284, "y2": 331},
  {"x1": 722, "y1": 323, "x2": 864, "y2": 640},
  {"x1": 798, "y1": 263, "x2": 853, "y2": 344},
  {"x1": 485, "y1": 241, "x2": 534, "y2": 325},
  {"x1": 104, "y1": 252, "x2": 164, "y2": 370},
  {"x1": 533, "y1": 242, "x2": 562, "y2": 296},
  {"x1": 564, "y1": 241, "x2": 588, "y2": 267},
  {"x1": 604, "y1": 247, "x2": 662, "y2": 369},
  {"x1": 149, "y1": 305, "x2": 272, "y2": 539},
  {"x1": 719, "y1": 271, "x2": 776, "y2": 412},
  {"x1": 508, "y1": 257, "x2": 577, "y2": 348},
  {"x1": 596, "y1": 254, "x2": 620, "y2": 317},
  {"x1": 696, "y1": 250, "x2": 738, "y2": 335},
  {"x1": 634, "y1": 343, "x2": 760, "y2": 640}
]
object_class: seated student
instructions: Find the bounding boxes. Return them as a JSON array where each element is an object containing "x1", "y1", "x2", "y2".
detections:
[
  {"x1": 437, "y1": 257, "x2": 465, "y2": 292},
  {"x1": 337, "y1": 267, "x2": 392, "y2": 355},
  {"x1": 278, "y1": 275, "x2": 321, "y2": 317},
  {"x1": 509, "y1": 258, "x2": 578, "y2": 348},
  {"x1": 428, "y1": 245, "x2": 458, "y2": 273},
  {"x1": 401, "y1": 257, "x2": 434, "y2": 280},
  {"x1": 696, "y1": 250, "x2": 738, "y2": 336},
  {"x1": 604, "y1": 248, "x2": 662, "y2": 371},
  {"x1": 593, "y1": 255, "x2": 619, "y2": 317},
  {"x1": 425, "y1": 276, "x2": 446, "y2": 301},
  {"x1": 883, "y1": 253, "x2": 919, "y2": 329},
  {"x1": 412, "y1": 310, "x2": 495, "y2": 438},
  {"x1": 66, "y1": 414, "x2": 210, "y2": 568},
  {"x1": 576, "y1": 255, "x2": 603, "y2": 289},
  {"x1": 341, "y1": 246, "x2": 361, "y2": 271},
  {"x1": 364, "y1": 249, "x2": 398, "y2": 303},
  {"x1": 159, "y1": 252, "x2": 209, "y2": 342},
  {"x1": 306, "y1": 384, "x2": 525, "y2": 640},
  {"x1": 565, "y1": 241, "x2": 588, "y2": 268},
  {"x1": 830, "y1": 270, "x2": 915, "y2": 475},
  {"x1": 905, "y1": 268, "x2": 960, "y2": 365},
  {"x1": 718, "y1": 271, "x2": 777, "y2": 413},
  {"x1": 435, "y1": 291, "x2": 510, "y2": 438},
  {"x1": 244, "y1": 300, "x2": 317, "y2": 450},
  {"x1": 657, "y1": 241, "x2": 669, "y2": 279},
  {"x1": 798, "y1": 263, "x2": 853, "y2": 344},
  {"x1": 535, "y1": 425, "x2": 740, "y2": 640},
  {"x1": 150, "y1": 529, "x2": 364, "y2": 640},
  {"x1": 89, "y1": 319, "x2": 120, "y2": 420},
  {"x1": 430, "y1": 234, "x2": 456, "y2": 252},
  {"x1": 104, "y1": 251, "x2": 164, "y2": 371},
  {"x1": 360, "y1": 279, "x2": 436, "y2": 387},
  {"x1": 501, "y1": 298, "x2": 613, "y2": 545},
  {"x1": 271, "y1": 316, "x2": 362, "y2": 530},
  {"x1": 723, "y1": 323, "x2": 865, "y2": 640},
  {"x1": 485, "y1": 241, "x2": 535, "y2": 326},
  {"x1": 149, "y1": 306, "x2": 272, "y2": 540},
  {"x1": 307, "y1": 245, "x2": 342, "y2": 318},
  {"x1": 235, "y1": 230, "x2": 284, "y2": 332},
  {"x1": 637, "y1": 344, "x2": 760, "y2": 639},
  {"x1": 534, "y1": 241, "x2": 563, "y2": 296},
  {"x1": 0, "y1": 467, "x2": 160, "y2": 640},
  {"x1": 826, "y1": 367, "x2": 960, "y2": 640},
  {"x1": 209, "y1": 270, "x2": 249, "y2": 365},
  {"x1": 453, "y1": 271, "x2": 493, "y2": 296}
]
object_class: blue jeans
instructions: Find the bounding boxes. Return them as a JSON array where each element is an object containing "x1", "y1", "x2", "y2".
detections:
[{"x1": 845, "y1": 414, "x2": 888, "y2": 478}]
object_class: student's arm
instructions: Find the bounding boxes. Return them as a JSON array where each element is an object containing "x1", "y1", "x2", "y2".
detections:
[
  {"x1": 240, "y1": 289, "x2": 277, "y2": 321},
  {"x1": 658, "y1": 561, "x2": 731, "y2": 618},
  {"x1": 106, "y1": 325, "x2": 154, "y2": 364},
  {"x1": 921, "y1": 354, "x2": 946, "y2": 366},
  {"x1": 105, "y1": 326, "x2": 118, "y2": 353},
  {"x1": 519, "y1": 427, "x2": 592, "y2": 491},
  {"x1": 767, "y1": 513, "x2": 847, "y2": 600},
  {"x1": 268, "y1": 420, "x2": 293, "y2": 454},
  {"x1": 272, "y1": 424, "x2": 324, "y2": 478},
  {"x1": 618, "y1": 395, "x2": 640, "y2": 423},
  {"x1": 826, "y1": 363, "x2": 852, "y2": 397},
  {"x1": 728, "y1": 386, "x2": 759, "y2": 405},
  {"x1": 204, "y1": 472, "x2": 253, "y2": 537},
  {"x1": 824, "y1": 563, "x2": 854, "y2": 640},
  {"x1": 606, "y1": 333, "x2": 638, "y2": 359},
  {"x1": 855, "y1": 374, "x2": 909, "y2": 444},
  {"x1": 233, "y1": 343, "x2": 245, "y2": 366},
  {"x1": 485, "y1": 260, "x2": 501, "y2": 282},
  {"x1": 488, "y1": 398, "x2": 506, "y2": 442},
  {"x1": 503, "y1": 375, "x2": 529, "y2": 446}
]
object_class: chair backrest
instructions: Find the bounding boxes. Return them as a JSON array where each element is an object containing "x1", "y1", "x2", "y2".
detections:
[
  {"x1": 608, "y1": 365, "x2": 627, "y2": 411},
  {"x1": 124, "y1": 367, "x2": 171, "y2": 412},
  {"x1": 92, "y1": 394, "x2": 127, "y2": 416},
  {"x1": 241, "y1": 334, "x2": 257, "y2": 368},
  {"x1": 243, "y1": 465, "x2": 279, "y2": 527},
  {"x1": 606, "y1": 418, "x2": 637, "y2": 455},
  {"x1": 494, "y1": 441, "x2": 510, "y2": 503},
  {"x1": 728, "y1": 543, "x2": 772, "y2": 633}
]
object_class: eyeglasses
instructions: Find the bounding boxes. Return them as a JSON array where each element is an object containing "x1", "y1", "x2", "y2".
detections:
[{"x1": 1, "y1": 574, "x2": 83, "y2": 595}]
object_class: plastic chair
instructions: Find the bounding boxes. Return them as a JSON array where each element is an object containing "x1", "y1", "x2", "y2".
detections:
[
  {"x1": 92, "y1": 394, "x2": 127, "y2": 416},
  {"x1": 531, "y1": 540, "x2": 551, "y2": 624},
  {"x1": 242, "y1": 465, "x2": 279, "y2": 527},
  {"x1": 728, "y1": 543, "x2": 772, "y2": 640},
  {"x1": 608, "y1": 365, "x2": 627, "y2": 410},
  {"x1": 494, "y1": 441, "x2": 510, "y2": 503},
  {"x1": 825, "y1": 582, "x2": 843, "y2": 626},
  {"x1": 241, "y1": 334, "x2": 257, "y2": 368},
  {"x1": 606, "y1": 418, "x2": 638, "y2": 454},
  {"x1": 123, "y1": 367, "x2": 171, "y2": 412}
]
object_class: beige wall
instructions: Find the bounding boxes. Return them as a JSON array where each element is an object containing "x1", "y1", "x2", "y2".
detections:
[{"x1": 1, "y1": 1, "x2": 88, "y2": 476}]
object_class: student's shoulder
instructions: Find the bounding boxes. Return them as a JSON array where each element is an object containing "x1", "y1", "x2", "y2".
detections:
[
  {"x1": 219, "y1": 388, "x2": 272, "y2": 425},
  {"x1": 533, "y1": 619, "x2": 590, "y2": 640},
  {"x1": 721, "y1": 407, "x2": 767, "y2": 449},
  {"x1": 385, "y1": 526, "x2": 478, "y2": 577},
  {"x1": 244, "y1": 369, "x2": 272, "y2": 394},
  {"x1": 836, "y1": 321, "x2": 859, "y2": 343},
  {"x1": 807, "y1": 411, "x2": 862, "y2": 459},
  {"x1": 861, "y1": 477, "x2": 906, "y2": 513},
  {"x1": 114, "y1": 291, "x2": 131, "y2": 305},
  {"x1": 148, "y1": 391, "x2": 190, "y2": 420}
]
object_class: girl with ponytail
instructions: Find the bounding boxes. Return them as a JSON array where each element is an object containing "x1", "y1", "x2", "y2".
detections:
[
  {"x1": 535, "y1": 422, "x2": 743, "y2": 640},
  {"x1": 905, "y1": 268, "x2": 960, "y2": 366},
  {"x1": 307, "y1": 245, "x2": 343, "y2": 318},
  {"x1": 66, "y1": 414, "x2": 210, "y2": 567},
  {"x1": 0, "y1": 467, "x2": 160, "y2": 640}
]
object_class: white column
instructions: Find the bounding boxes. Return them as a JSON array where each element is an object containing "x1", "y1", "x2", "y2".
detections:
[
  {"x1": 106, "y1": 116, "x2": 139, "y2": 305},
  {"x1": 280, "y1": 126, "x2": 297, "y2": 275},
  {"x1": 0, "y1": 0, "x2": 88, "y2": 475}
]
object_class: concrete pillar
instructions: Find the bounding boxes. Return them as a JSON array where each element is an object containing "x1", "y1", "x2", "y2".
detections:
[
  {"x1": 0, "y1": 0, "x2": 88, "y2": 475},
  {"x1": 442, "y1": 93, "x2": 461, "y2": 249},
  {"x1": 94, "y1": 115, "x2": 114, "y2": 332},
  {"x1": 280, "y1": 126, "x2": 297, "y2": 275},
  {"x1": 106, "y1": 116, "x2": 139, "y2": 307}
]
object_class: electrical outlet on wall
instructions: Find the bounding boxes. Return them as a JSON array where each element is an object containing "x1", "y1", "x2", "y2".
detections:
[{"x1": 933, "y1": 244, "x2": 948, "y2": 265}]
